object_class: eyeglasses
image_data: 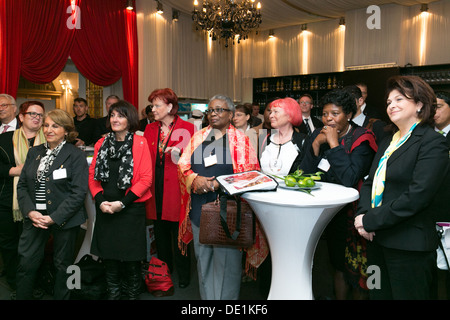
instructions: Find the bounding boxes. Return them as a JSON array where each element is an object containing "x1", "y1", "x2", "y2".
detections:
[
  {"x1": 24, "y1": 112, "x2": 44, "y2": 119},
  {"x1": 0, "y1": 103, "x2": 15, "y2": 109},
  {"x1": 206, "y1": 108, "x2": 231, "y2": 115},
  {"x1": 299, "y1": 101, "x2": 312, "y2": 105}
]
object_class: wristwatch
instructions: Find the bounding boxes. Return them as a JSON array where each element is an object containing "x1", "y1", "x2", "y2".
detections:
[{"x1": 119, "y1": 201, "x2": 125, "y2": 209}]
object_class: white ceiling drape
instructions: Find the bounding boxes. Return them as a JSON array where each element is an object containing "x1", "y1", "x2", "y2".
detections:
[{"x1": 136, "y1": 0, "x2": 450, "y2": 109}]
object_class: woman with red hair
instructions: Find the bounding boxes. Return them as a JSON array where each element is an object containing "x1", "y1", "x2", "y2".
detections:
[
  {"x1": 144, "y1": 88, "x2": 195, "y2": 289},
  {"x1": 259, "y1": 97, "x2": 306, "y2": 175}
]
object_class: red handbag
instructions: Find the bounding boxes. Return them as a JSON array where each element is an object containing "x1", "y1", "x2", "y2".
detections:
[{"x1": 144, "y1": 257, "x2": 174, "y2": 297}]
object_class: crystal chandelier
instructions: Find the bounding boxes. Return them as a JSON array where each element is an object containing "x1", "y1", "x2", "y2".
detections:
[{"x1": 192, "y1": 0, "x2": 262, "y2": 47}]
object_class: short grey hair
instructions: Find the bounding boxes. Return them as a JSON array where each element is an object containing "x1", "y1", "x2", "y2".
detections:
[
  {"x1": 0, "y1": 94, "x2": 16, "y2": 106},
  {"x1": 209, "y1": 94, "x2": 235, "y2": 113}
]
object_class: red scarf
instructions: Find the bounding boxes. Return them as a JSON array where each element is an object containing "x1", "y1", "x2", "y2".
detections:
[{"x1": 177, "y1": 124, "x2": 268, "y2": 277}]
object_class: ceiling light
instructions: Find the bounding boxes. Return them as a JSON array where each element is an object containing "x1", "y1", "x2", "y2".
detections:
[
  {"x1": 126, "y1": 0, "x2": 133, "y2": 11},
  {"x1": 301, "y1": 24, "x2": 307, "y2": 31},
  {"x1": 192, "y1": 0, "x2": 262, "y2": 48},
  {"x1": 339, "y1": 17, "x2": 345, "y2": 26},
  {"x1": 420, "y1": 3, "x2": 428, "y2": 12},
  {"x1": 156, "y1": 1, "x2": 163, "y2": 14},
  {"x1": 268, "y1": 29, "x2": 275, "y2": 38},
  {"x1": 172, "y1": 9, "x2": 179, "y2": 21}
]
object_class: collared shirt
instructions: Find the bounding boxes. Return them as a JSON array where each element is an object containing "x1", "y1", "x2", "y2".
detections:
[
  {"x1": 303, "y1": 117, "x2": 315, "y2": 133},
  {"x1": 435, "y1": 124, "x2": 450, "y2": 137},
  {"x1": 0, "y1": 118, "x2": 17, "y2": 133},
  {"x1": 352, "y1": 112, "x2": 366, "y2": 127}
]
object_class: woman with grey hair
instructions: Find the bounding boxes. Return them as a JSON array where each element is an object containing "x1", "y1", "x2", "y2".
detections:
[{"x1": 178, "y1": 94, "x2": 267, "y2": 300}]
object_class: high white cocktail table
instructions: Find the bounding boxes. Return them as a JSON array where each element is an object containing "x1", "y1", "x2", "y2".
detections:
[{"x1": 241, "y1": 182, "x2": 359, "y2": 300}]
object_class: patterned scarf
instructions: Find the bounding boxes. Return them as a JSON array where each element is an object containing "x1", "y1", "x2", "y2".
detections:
[
  {"x1": 36, "y1": 140, "x2": 66, "y2": 183},
  {"x1": 94, "y1": 131, "x2": 134, "y2": 190},
  {"x1": 371, "y1": 122, "x2": 419, "y2": 208},
  {"x1": 177, "y1": 124, "x2": 268, "y2": 278},
  {"x1": 12, "y1": 127, "x2": 45, "y2": 221}
]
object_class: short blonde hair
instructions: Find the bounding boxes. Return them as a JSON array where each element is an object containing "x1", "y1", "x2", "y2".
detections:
[{"x1": 45, "y1": 109, "x2": 78, "y2": 143}]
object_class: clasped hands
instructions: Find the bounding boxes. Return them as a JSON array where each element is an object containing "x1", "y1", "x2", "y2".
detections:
[
  {"x1": 100, "y1": 201, "x2": 124, "y2": 214},
  {"x1": 354, "y1": 214, "x2": 375, "y2": 241},
  {"x1": 312, "y1": 126, "x2": 340, "y2": 156},
  {"x1": 192, "y1": 175, "x2": 217, "y2": 195},
  {"x1": 29, "y1": 211, "x2": 54, "y2": 229}
]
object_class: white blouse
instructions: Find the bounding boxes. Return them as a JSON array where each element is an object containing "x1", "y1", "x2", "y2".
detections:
[{"x1": 260, "y1": 134, "x2": 300, "y2": 176}]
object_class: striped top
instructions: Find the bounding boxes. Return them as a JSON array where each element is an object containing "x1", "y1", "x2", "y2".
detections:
[{"x1": 35, "y1": 179, "x2": 47, "y2": 211}]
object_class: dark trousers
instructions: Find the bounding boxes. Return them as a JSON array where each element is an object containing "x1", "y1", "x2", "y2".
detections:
[
  {"x1": 153, "y1": 219, "x2": 190, "y2": 282},
  {"x1": 0, "y1": 207, "x2": 22, "y2": 289},
  {"x1": 16, "y1": 219, "x2": 79, "y2": 300},
  {"x1": 367, "y1": 241, "x2": 436, "y2": 300}
]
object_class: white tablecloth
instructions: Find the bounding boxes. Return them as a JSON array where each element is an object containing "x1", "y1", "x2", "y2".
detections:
[{"x1": 242, "y1": 182, "x2": 359, "y2": 300}]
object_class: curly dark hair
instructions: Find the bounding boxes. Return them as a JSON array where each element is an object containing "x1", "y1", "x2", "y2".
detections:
[{"x1": 319, "y1": 89, "x2": 357, "y2": 117}]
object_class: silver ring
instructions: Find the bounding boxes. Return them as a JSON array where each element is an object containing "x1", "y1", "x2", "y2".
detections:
[
  {"x1": 323, "y1": 126, "x2": 327, "y2": 129},
  {"x1": 203, "y1": 189, "x2": 207, "y2": 193}
]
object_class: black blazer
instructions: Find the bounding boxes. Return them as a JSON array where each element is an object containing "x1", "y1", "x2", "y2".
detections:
[
  {"x1": 357, "y1": 125, "x2": 449, "y2": 251},
  {"x1": 0, "y1": 131, "x2": 15, "y2": 207},
  {"x1": 17, "y1": 143, "x2": 89, "y2": 229},
  {"x1": 296, "y1": 116, "x2": 323, "y2": 135}
]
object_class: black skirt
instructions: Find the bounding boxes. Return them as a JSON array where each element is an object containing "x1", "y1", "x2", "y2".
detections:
[{"x1": 91, "y1": 202, "x2": 146, "y2": 261}]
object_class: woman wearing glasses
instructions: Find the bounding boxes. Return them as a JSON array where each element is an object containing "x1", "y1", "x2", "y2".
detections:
[
  {"x1": 0, "y1": 101, "x2": 46, "y2": 298},
  {"x1": 16, "y1": 109, "x2": 88, "y2": 300},
  {"x1": 143, "y1": 88, "x2": 195, "y2": 290},
  {"x1": 178, "y1": 94, "x2": 267, "y2": 300}
]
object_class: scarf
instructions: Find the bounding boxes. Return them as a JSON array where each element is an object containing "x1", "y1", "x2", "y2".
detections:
[
  {"x1": 12, "y1": 127, "x2": 45, "y2": 221},
  {"x1": 371, "y1": 122, "x2": 419, "y2": 208},
  {"x1": 94, "y1": 131, "x2": 134, "y2": 190},
  {"x1": 177, "y1": 124, "x2": 268, "y2": 278},
  {"x1": 36, "y1": 140, "x2": 66, "y2": 184}
]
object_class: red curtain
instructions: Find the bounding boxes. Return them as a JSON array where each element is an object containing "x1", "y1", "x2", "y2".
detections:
[
  {"x1": 21, "y1": 0, "x2": 77, "y2": 84},
  {"x1": 0, "y1": 0, "x2": 138, "y2": 107},
  {"x1": 0, "y1": 0, "x2": 24, "y2": 95}
]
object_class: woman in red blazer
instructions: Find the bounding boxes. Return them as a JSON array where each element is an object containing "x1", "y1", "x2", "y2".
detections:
[
  {"x1": 89, "y1": 101, "x2": 152, "y2": 299},
  {"x1": 144, "y1": 88, "x2": 195, "y2": 289}
]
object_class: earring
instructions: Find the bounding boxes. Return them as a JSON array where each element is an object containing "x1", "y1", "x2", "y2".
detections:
[{"x1": 417, "y1": 109, "x2": 422, "y2": 114}]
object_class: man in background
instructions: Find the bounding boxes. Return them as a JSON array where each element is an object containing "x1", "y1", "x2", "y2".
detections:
[
  {"x1": 0, "y1": 94, "x2": 19, "y2": 134},
  {"x1": 356, "y1": 82, "x2": 383, "y2": 120},
  {"x1": 297, "y1": 94, "x2": 322, "y2": 135},
  {"x1": 139, "y1": 104, "x2": 155, "y2": 132},
  {"x1": 93, "y1": 95, "x2": 120, "y2": 143},
  {"x1": 435, "y1": 91, "x2": 450, "y2": 141},
  {"x1": 73, "y1": 97, "x2": 96, "y2": 147}
]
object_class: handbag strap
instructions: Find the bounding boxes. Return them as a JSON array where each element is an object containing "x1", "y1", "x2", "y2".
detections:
[
  {"x1": 437, "y1": 228, "x2": 450, "y2": 271},
  {"x1": 219, "y1": 194, "x2": 241, "y2": 240}
]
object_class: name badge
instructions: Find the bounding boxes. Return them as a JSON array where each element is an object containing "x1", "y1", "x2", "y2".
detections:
[
  {"x1": 204, "y1": 154, "x2": 218, "y2": 167},
  {"x1": 317, "y1": 158, "x2": 330, "y2": 172},
  {"x1": 36, "y1": 203, "x2": 47, "y2": 210},
  {"x1": 53, "y1": 168, "x2": 67, "y2": 180}
]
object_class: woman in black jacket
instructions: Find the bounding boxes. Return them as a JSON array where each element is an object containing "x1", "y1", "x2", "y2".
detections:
[
  {"x1": 16, "y1": 109, "x2": 88, "y2": 300},
  {"x1": 300, "y1": 89, "x2": 377, "y2": 299},
  {"x1": 354, "y1": 76, "x2": 449, "y2": 299}
]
